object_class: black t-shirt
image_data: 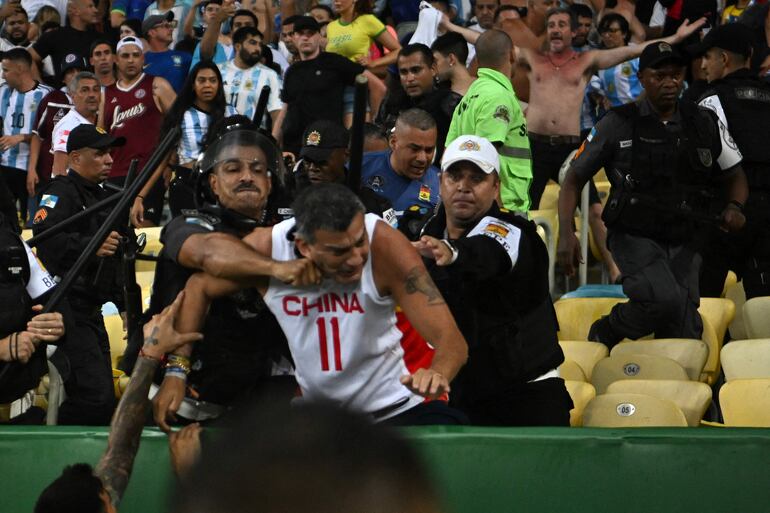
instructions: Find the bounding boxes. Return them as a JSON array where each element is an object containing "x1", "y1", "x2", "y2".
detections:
[
  {"x1": 33, "y1": 26, "x2": 102, "y2": 77},
  {"x1": 281, "y1": 52, "x2": 364, "y2": 153}
]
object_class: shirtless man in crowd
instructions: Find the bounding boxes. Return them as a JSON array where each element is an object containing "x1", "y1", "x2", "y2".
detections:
[{"x1": 510, "y1": 8, "x2": 705, "y2": 208}]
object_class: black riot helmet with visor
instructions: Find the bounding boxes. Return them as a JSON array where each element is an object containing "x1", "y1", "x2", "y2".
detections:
[{"x1": 194, "y1": 118, "x2": 285, "y2": 209}]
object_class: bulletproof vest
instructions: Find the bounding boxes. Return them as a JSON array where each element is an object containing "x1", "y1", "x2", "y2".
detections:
[
  {"x1": 710, "y1": 76, "x2": 770, "y2": 187},
  {"x1": 603, "y1": 101, "x2": 722, "y2": 242}
]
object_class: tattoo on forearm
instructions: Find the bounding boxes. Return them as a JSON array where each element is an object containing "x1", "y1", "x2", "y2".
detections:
[
  {"x1": 404, "y1": 267, "x2": 445, "y2": 306},
  {"x1": 94, "y1": 356, "x2": 158, "y2": 507},
  {"x1": 144, "y1": 327, "x2": 159, "y2": 346}
]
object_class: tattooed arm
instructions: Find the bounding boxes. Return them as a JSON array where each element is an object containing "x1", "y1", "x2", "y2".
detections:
[
  {"x1": 95, "y1": 292, "x2": 203, "y2": 508},
  {"x1": 371, "y1": 221, "x2": 468, "y2": 399}
]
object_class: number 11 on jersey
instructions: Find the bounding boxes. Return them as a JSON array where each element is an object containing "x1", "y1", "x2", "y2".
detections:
[{"x1": 316, "y1": 317, "x2": 342, "y2": 371}]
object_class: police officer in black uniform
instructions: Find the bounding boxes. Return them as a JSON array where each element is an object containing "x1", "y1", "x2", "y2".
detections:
[
  {"x1": 294, "y1": 119, "x2": 398, "y2": 227},
  {"x1": 688, "y1": 24, "x2": 770, "y2": 299},
  {"x1": 147, "y1": 126, "x2": 322, "y2": 431},
  {"x1": 558, "y1": 43, "x2": 749, "y2": 348},
  {"x1": 30, "y1": 124, "x2": 126, "y2": 425},
  {"x1": 415, "y1": 135, "x2": 570, "y2": 426},
  {"x1": 0, "y1": 212, "x2": 67, "y2": 423}
]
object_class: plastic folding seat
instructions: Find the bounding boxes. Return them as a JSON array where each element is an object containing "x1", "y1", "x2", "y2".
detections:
[
  {"x1": 583, "y1": 393, "x2": 688, "y2": 427},
  {"x1": 539, "y1": 182, "x2": 561, "y2": 211},
  {"x1": 554, "y1": 297, "x2": 628, "y2": 341},
  {"x1": 719, "y1": 379, "x2": 770, "y2": 427},
  {"x1": 725, "y1": 280, "x2": 747, "y2": 340},
  {"x1": 743, "y1": 297, "x2": 770, "y2": 339},
  {"x1": 558, "y1": 359, "x2": 586, "y2": 382},
  {"x1": 591, "y1": 353, "x2": 689, "y2": 394},
  {"x1": 606, "y1": 380, "x2": 712, "y2": 427},
  {"x1": 611, "y1": 338, "x2": 708, "y2": 381},
  {"x1": 136, "y1": 226, "x2": 163, "y2": 273},
  {"x1": 699, "y1": 297, "x2": 735, "y2": 346},
  {"x1": 721, "y1": 339, "x2": 770, "y2": 381},
  {"x1": 721, "y1": 271, "x2": 738, "y2": 298},
  {"x1": 559, "y1": 341, "x2": 608, "y2": 380},
  {"x1": 565, "y1": 380, "x2": 596, "y2": 427},
  {"x1": 105, "y1": 314, "x2": 127, "y2": 369},
  {"x1": 530, "y1": 208, "x2": 558, "y2": 294}
]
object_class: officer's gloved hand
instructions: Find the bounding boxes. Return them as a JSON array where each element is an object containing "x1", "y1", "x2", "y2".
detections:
[{"x1": 720, "y1": 204, "x2": 746, "y2": 232}]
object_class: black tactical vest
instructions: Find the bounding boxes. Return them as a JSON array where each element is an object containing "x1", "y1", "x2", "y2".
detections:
[
  {"x1": 603, "y1": 100, "x2": 723, "y2": 242},
  {"x1": 707, "y1": 72, "x2": 770, "y2": 188}
]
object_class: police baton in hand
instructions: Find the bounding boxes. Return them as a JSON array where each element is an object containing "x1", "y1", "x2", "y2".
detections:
[
  {"x1": 41, "y1": 127, "x2": 181, "y2": 315},
  {"x1": 252, "y1": 85, "x2": 271, "y2": 127},
  {"x1": 347, "y1": 74, "x2": 368, "y2": 193}
]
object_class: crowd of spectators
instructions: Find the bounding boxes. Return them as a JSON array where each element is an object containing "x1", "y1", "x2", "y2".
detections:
[{"x1": 1, "y1": 0, "x2": 770, "y2": 453}]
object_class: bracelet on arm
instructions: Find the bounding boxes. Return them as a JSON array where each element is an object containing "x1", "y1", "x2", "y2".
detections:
[
  {"x1": 139, "y1": 347, "x2": 166, "y2": 363},
  {"x1": 165, "y1": 366, "x2": 189, "y2": 381}
]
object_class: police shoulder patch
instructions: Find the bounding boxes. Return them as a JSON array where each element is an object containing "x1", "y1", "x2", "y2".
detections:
[
  {"x1": 39, "y1": 194, "x2": 59, "y2": 209},
  {"x1": 467, "y1": 216, "x2": 521, "y2": 268},
  {"x1": 33, "y1": 208, "x2": 48, "y2": 224},
  {"x1": 382, "y1": 208, "x2": 398, "y2": 228},
  {"x1": 493, "y1": 105, "x2": 511, "y2": 124}
]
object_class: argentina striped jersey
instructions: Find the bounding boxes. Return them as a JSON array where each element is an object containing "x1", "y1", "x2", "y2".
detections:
[{"x1": 0, "y1": 82, "x2": 53, "y2": 170}]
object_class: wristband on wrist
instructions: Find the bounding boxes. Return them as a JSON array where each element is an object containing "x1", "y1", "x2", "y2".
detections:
[
  {"x1": 165, "y1": 367, "x2": 188, "y2": 380},
  {"x1": 139, "y1": 347, "x2": 165, "y2": 362}
]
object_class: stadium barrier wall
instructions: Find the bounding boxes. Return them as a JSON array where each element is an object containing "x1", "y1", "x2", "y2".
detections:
[{"x1": 1, "y1": 426, "x2": 769, "y2": 512}]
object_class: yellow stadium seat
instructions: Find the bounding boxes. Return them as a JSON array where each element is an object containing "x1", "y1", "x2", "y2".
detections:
[
  {"x1": 700, "y1": 316, "x2": 722, "y2": 385},
  {"x1": 539, "y1": 182, "x2": 560, "y2": 211},
  {"x1": 720, "y1": 339, "x2": 770, "y2": 381},
  {"x1": 720, "y1": 379, "x2": 770, "y2": 427},
  {"x1": 699, "y1": 297, "x2": 735, "y2": 346},
  {"x1": 136, "y1": 226, "x2": 163, "y2": 273},
  {"x1": 591, "y1": 354, "x2": 689, "y2": 394},
  {"x1": 559, "y1": 341, "x2": 608, "y2": 380},
  {"x1": 554, "y1": 297, "x2": 628, "y2": 341},
  {"x1": 559, "y1": 359, "x2": 586, "y2": 382},
  {"x1": 722, "y1": 271, "x2": 737, "y2": 298},
  {"x1": 725, "y1": 280, "x2": 747, "y2": 340},
  {"x1": 565, "y1": 380, "x2": 596, "y2": 427},
  {"x1": 105, "y1": 314, "x2": 126, "y2": 368},
  {"x1": 606, "y1": 380, "x2": 712, "y2": 427},
  {"x1": 530, "y1": 208, "x2": 558, "y2": 294},
  {"x1": 136, "y1": 270, "x2": 155, "y2": 305},
  {"x1": 743, "y1": 296, "x2": 770, "y2": 339},
  {"x1": 21, "y1": 229, "x2": 33, "y2": 241},
  {"x1": 583, "y1": 393, "x2": 688, "y2": 427},
  {"x1": 610, "y1": 338, "x2": 708, "y2": 381}
]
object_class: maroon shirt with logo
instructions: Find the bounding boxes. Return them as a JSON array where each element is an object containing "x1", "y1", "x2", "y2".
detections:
[
  {"x1": 32, "y1": 89, "x2": 72, "y2": 188},
  {"x1": 103, "y1": 74, "x2": 164, "y2": 179}
]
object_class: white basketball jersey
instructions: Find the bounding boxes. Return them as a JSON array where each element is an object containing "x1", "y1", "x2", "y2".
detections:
[{"x1": 264, "y1": 213, "x2": 424, "y2": 420}]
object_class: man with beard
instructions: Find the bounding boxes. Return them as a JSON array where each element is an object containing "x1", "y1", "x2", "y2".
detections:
[
  {"x1": 513, "y1": 7, "x2": 705, "y2": 208},
  {"x1": 101, "y1": 36, "x2": 176, "y2": 226},
  {"x1": 570, "y1": 3, "x2": 594, "y2": 51},
  {"x1": 469, "y1": 0, "x2": 499, "y2": 32},
  {"x1": 218, "y1": 26, "x2": 282, "y2": 131},
  {"x1": 0, "y1": 8, "x2": 30, "y2": 91}
]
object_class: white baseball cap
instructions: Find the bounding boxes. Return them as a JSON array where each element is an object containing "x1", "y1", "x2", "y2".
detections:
[
  {"x1": 116, "y1": 36, "x2": 144, "y2": 53},
  {"x1": 441, "y1": 135, "x2": 500, "y2": 175}
]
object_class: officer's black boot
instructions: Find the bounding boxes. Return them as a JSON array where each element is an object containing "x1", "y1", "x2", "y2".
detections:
[{"x1": 588, "y1": 316, "x2": 622, "y2": 350}]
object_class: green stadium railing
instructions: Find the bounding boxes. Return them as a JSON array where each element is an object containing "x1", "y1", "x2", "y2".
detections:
[{"x1": 2, "y1": 426, "x2": 769, "y2": 513}]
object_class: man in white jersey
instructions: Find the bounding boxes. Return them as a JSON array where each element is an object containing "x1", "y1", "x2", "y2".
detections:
[
  {"x1": 0, "y1": 48, "x2": 52, "y2": 227},
  {"x1": 51, "y1": 72, "x2": 101, "y2": 176},
  {"x1": 218, "y1": 26, "x2": 282, "y2": 133},
  {"x1": 169, "y1": 181, "x2": 469, "y2": 426}
]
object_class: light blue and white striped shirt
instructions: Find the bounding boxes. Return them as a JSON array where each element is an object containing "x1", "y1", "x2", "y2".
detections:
[
  {"x1": 178, "y1": 104, "x2": 238, "y2": 165},
  {"x1": 218, "y1": 60, "x2": 282, "y2": 129},
  {"x1": 589, "y1": 58, "x2": 643, "y2": 108},
  {"x1": 1, "y1": 82, "x2": 53, "y2": 171}
]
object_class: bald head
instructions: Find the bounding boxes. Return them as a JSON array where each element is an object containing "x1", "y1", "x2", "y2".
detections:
[{"x1": 475, "y1": 29, "x2": 513, "y2": 68}]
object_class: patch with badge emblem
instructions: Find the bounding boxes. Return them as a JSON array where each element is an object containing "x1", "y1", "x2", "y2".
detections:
[
  {"x1": 39, "y1": 194, "x2": 59, "y2": 209},
  {"x1": 33, "y1": 209, "x2": 48, "y2": 224},
  {"x1": 418, "y1": 184, "x2": 431, "y2": 203},
  {"x1": 493, "y1": 105, "x2": 510, "y2": 123}
]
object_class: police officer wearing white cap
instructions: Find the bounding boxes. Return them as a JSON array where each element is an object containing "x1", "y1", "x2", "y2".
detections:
[{"x1": 414, "y1": 135, "x2": 571, "y2": 426}]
